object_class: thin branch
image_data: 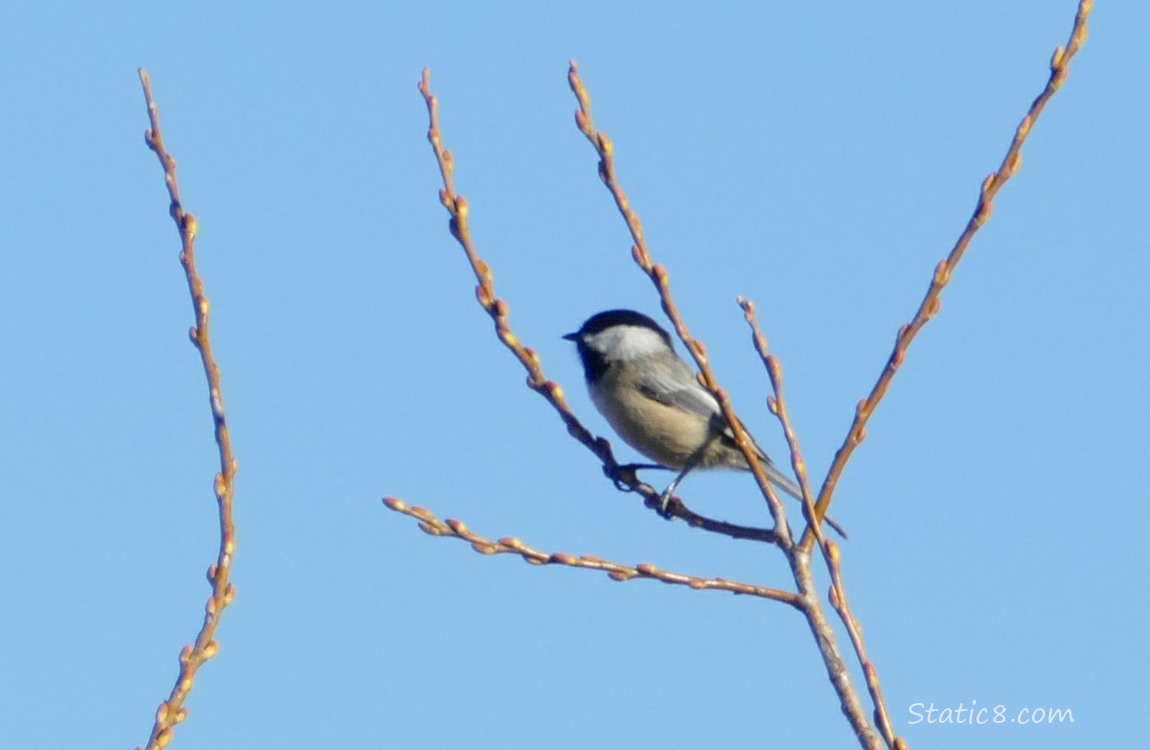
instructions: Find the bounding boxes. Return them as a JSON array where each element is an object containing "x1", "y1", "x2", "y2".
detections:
[
  {"x1": 739, "y1": 296, "x2": 884, "y2": 744},
  {"x1": 825, "y1": 540, "x2": 898, "y2": 747},
  {"x1": 383, "y1": 498, "x2": 801, "y2": 606},
  {"x1": 804, "y1": 0, "x2": 1093, "y2": 551},
  {"x1": 790, "y1": 551, "x2": 884, "y2": 748},
  {"x1": 417, "y1": 69, "x2": 775, "y2": 545},
  {"x1": 664, "y1": 499, "x2": 780, "y2": 544},
  {"x1": 566, "y1": 61, "x2": 792, "y2": 545},
  {"x1": 737, "y1": 297, "x2": 838, "y2": 541},
  {"x1": 136, "y1": 69, "x2": 238, "y2": 750}
]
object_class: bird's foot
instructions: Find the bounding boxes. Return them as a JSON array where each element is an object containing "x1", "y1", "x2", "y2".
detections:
[{"x1": 605, "y1": 462, "x2": 665, "y2": 491}]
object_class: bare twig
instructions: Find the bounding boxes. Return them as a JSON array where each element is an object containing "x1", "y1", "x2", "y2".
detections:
[
  {"x1": 566, "y1": 61, "x2": 792, "y2": 544},
  {"x1": 136, "y1": 69, "x2": 238, "y2": 750},
  {"x1": 824, "y1": 540, "x2": 897, "y2": 746},
  {"x1": 789, "y1": 552, "x2": 883, "y2": 748},
  {"x1": 803, "y1": 0, "x2": 1094, "y2": 551},
  {"x1": 383, "y1": 498, "x2": 801, "y2": 605},
  {"x1": 738, "y1": 296, "x2": 882, "y2": 741},
  {"x1": 737, "y1": 297, "x2": 840, "y2": 540},
  {"x1": 417, "y1": 69, "x2": 776, "y2": 544}
]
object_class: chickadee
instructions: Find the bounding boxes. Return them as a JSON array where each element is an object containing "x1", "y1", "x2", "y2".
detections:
[{"x1": 565, "y1": 309, "x2": 845, "y2": 535}]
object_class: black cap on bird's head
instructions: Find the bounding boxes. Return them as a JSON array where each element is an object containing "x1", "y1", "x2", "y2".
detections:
[
  {"x1": 563, "y1": 309, "x2": 672, "y2": 344},
  {"x1": 564, "y1": 309, "x2": 675, "y2": 383}
]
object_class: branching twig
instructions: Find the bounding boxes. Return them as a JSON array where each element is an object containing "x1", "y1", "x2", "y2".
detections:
[
  {"x1": 136, "y1": 69, "x2": 238, "y2": 750},
  {"x1": 417, "y1": 69, "x2": 775, "y2": 545},
  {"x1": 566, "y1": 62, "x2": 792, "y2": 544},
  {"x1": 804, "y1": 0, "x2": 1093, "y2": 551},
  {"x1": 738, "y1": 297, "x2": 885, "y2": 738},
  {"x1": 383, "y1": 498, "x2": 801, "y2": 605},
  {"x1": 406, "y1": 3, "x2": 1091, "y2": 746}
]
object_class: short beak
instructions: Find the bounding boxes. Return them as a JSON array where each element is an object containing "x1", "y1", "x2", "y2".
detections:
[{"x1": 562, "y1": 332, "x2": 579, "y2": 342}]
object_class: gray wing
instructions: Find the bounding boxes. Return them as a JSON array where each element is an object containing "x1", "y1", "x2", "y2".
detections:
[
  {"x1": 636, "y1": 359, "x2": 804, "y2": 500},
  {"x1": 635, "y1": 359, "x2": 724, "y2": 422}
]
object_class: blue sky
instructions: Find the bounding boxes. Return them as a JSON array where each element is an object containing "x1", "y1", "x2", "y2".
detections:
[{"x1": 2, "y1": 2, "x2": 1145, "y2": 748}]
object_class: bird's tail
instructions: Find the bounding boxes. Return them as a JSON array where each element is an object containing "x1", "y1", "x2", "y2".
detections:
[
  {"x1": 761, "y1": 460, "x2": 849, "y2": 539},
  {"x1": 761, "y1": 460, "x2": 803, "y2": 501}
]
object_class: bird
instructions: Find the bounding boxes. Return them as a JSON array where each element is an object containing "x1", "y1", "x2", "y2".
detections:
[{"x1": 564, "y1": 308, "x2": 845, "y2": 536}]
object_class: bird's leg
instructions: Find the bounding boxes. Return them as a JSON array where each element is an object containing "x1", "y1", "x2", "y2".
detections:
[
  {"x1": 658, "y1": 452, "x2": 705, "y2": 518},
  {"x1": 620, "y1": 462, "x2": 667, "y2": 472}
]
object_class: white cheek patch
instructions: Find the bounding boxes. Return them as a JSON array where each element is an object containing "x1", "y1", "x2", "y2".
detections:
[{"x1": 585, "y1": 325, "x2": 669, "y2": 360}]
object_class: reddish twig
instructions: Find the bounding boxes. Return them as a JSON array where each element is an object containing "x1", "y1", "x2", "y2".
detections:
[
  {"x1": 803, "y1": 0, "x2": 1093, "y2": 551},
  {"x1": 825, "y1": 540, "x2": 899, "y2": 747},
  {"x1": 788, "y1": 547, "x2": 883, "y2": 748},
  {"x1": 417, "y1": 69, "x2": 776, "y2": 545},
  {"x1": 737, "y1": 298, "x2": 882, "y2": 745},
  {"x1": 566, "y1": 61, "x2": 792, "y2": 543},
  {"x1": 740, "y1": 296, "x2": 885, "y2": 741},
  {"x1": 737, "y1": 297, "x2": 847, "y2": 540},
  {"x1": 136, "y1": 69, "x2": 238, "y2": 750},
  {"x1": 383, "y1": 498, "x2": 801, "y2": 606}
]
